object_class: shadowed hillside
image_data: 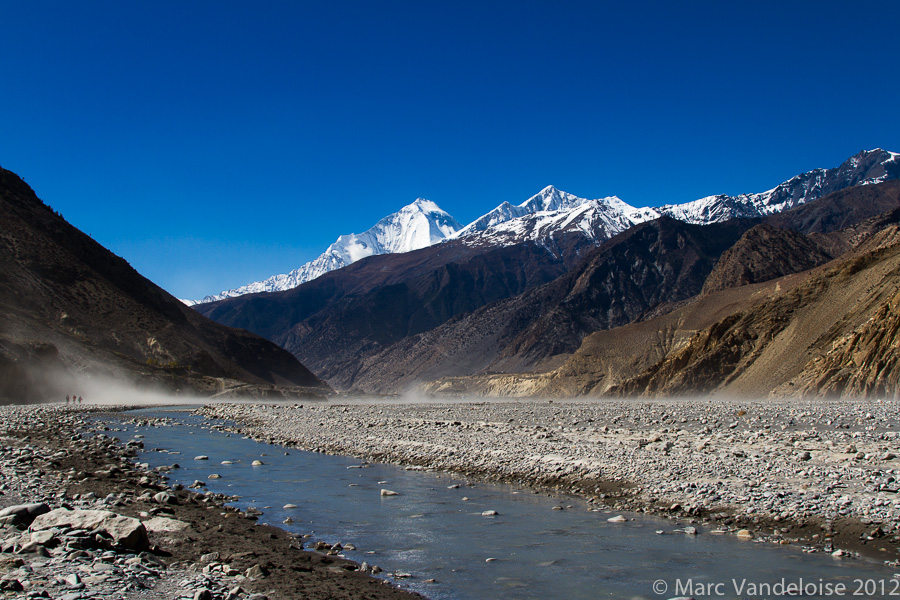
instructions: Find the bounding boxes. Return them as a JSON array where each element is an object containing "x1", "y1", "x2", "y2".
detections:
[{"x1": 0, "y1": 167, "x2": 330, "y2": 403}]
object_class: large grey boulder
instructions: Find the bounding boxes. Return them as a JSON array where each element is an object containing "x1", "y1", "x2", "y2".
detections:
[
  {"x1": 0, "y1": 503, "x2": 50, "y2": 526},
  {"x1": 30, "y1": 508, "x2": 148, "y2": 550}
]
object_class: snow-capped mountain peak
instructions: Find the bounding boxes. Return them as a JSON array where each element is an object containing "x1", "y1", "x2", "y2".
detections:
[
  {"x1": 451, "y1": 185, "x2": 594, "y2": 239},
  {"x1": 657, "y1": 148, "x2": 900, "y2": 224},
  {"x1": 452, "y1": 189, "x2": 661, "y2": 251},
  {"x1": 193, "y1": 198, "x2": 461, "y2": 304}
]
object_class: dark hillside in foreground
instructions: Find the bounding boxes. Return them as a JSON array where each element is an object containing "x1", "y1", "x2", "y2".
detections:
[{"x1": 0, "y1": 167, "x2": 330, "y2": 403}]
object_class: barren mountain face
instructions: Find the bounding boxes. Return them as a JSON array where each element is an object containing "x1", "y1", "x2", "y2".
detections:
[{"x1": 0, "y1": 167, "x2": 330, "y2": 403}]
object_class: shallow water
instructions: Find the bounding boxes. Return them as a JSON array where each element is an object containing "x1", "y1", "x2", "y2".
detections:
[{"x1": 113, "y1": 407, "x2": 900, "y2": 599}]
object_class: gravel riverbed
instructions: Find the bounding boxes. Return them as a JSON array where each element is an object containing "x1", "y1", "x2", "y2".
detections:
[
  {"x1": 200, "y1": 397, "x2": 900, "y2": 563},
  {"x1": 0, "y1": 404, "x2": 423, "y2": 600}
]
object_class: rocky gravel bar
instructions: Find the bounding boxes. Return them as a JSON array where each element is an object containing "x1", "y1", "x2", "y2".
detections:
[
  {"x1": 201, "y1": 397, "x2": 900, "y2": 564},
  {"x1": 0, "y1": 404, "x2": 424, "y2": 600}
]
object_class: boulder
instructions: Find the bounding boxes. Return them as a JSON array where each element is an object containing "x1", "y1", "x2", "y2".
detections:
[
  {"x1": 0, "y1": 503, "x2": 50, "y2": 526},
  {"x1": 30, "y1": 509, "x2": 148, "y2": 551}
]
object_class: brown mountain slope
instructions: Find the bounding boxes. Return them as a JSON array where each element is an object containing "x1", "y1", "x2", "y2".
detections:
[
  {"x1": 0, "y1": 167, "x2": 330, "y2": 402},
  {"x1": 420, "y1": 183, "x2": 900, "y2": 399},
  {"x1": 421, "y1": 275, "x2": 807, "y2": 397},
  {"x1": 609, "y1": 223, "x2": 900, "y2": 398},
  {"x1": 701, "y1": 181, "x2": 900, "y2": 295},
  {"x1": 351, "y1": 218, "x2": 754, "y2": 393},
  {"x1": 700, "y1": 224, "x2": 837, "y2": 294},
  {"x1": 779, "y1": 284, "x2": 900, "y2": 398}
]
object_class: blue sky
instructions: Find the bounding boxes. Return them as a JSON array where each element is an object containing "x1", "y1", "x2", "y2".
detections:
[{"x1": 2, "y1": 1, "x2": 898, "y2": 299}]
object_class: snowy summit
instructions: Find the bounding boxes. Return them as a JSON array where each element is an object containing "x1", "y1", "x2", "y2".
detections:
[{"x1": 193, "y1": 198, "x2": 461, "y2": 304}]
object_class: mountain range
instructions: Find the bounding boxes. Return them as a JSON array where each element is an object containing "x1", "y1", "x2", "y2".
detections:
[
  {"x1": 190, "y1": 149, "x2": 900, "y2": 305},
  {"x1": 5, "y1": 148, "x2": 900, "y2": 403},
  {"x1": 194, "y1": 149, "x2": 900, "y2": 398}
]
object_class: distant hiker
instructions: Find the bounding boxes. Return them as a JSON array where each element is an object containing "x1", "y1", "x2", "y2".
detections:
[
  {"x1": 77, "y1": 396, "x2": 83, "y2": 404},
  {"x1": 65, "y1": 395, "x2": 69, "y2": 404}
]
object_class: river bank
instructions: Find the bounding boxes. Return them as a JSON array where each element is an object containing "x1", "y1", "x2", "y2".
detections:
[
  {"x1": 200, "y1": 397, "x2": 900, "y2": 563},
  {"x1": 0, "y1": 404, "x2": 423, "y2": 600}
]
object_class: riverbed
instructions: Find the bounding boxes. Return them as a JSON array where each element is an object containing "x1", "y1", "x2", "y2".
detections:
[{"x1": 119, "y1": 406, "x2": 900, "y2": 600}]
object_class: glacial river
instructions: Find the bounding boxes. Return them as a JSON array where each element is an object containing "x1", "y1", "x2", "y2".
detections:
[{"x1": 112, "y1": 407, "x2": 900, "y2": 599}]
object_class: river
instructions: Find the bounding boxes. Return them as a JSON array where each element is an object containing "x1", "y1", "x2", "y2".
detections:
[{"x1": 108, "y1": 406, "x2": 900, "y2": 599}]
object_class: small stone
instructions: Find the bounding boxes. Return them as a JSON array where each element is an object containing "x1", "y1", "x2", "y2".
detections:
[
  {"x1": 481, "y1": 510, "x2": 499, "y2": 516},
  {"x1": 251, "y1": 460, "x2": 264, "y2": 466},
  {"x1": 380, "y1": 489, "x2": 399, "y2": 496},
  {"x1": 194, "y1": 455, "x2": 209, "y2": 460},
  {"x1": 736, "y1": 529, "x2": 754, "y2": 539},
  {"x1": 194, "y1": 590, "x2": 213, "y2": 600},
  {"x1": 225, "y1": 586, "x2": 245, "y2": 600},
  {"x1": 153, "y1": 491, "x2": 177, "y2": 505},
  {"x1": 143, "y1": 516, "x2": 191, "y2": 532},
  {"x1": 607, "y1": 515, "x2": 627, "y2": 523},
  {"x1": 245, "y1": 564, "x2": 269, "y2": 578},
  {"x1": 30, "y1": 530, "x2": 55, "y2": 545}
]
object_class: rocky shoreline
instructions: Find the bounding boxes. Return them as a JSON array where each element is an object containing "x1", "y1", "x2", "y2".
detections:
[
  {"x1": 0, "y1": 404, "x2": 423, "y2": 600},
  {"x1": 200, "y1": 397, "x2": 900, "y2": 564}
]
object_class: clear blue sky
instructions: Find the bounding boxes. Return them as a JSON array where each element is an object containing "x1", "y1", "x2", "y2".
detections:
[{"x1": 2, "y1": 1, "x2": 898, "y2": 299}]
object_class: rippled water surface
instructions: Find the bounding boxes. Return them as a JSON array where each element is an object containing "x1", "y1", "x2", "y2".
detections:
[{"x1": 111, "y1": 407, "x2": 900, "y2": 599}]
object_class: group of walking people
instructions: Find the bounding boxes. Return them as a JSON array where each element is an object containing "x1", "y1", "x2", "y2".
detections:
[{"x1": 64, "y1": 394, "x2": 83, "y2": 405}]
